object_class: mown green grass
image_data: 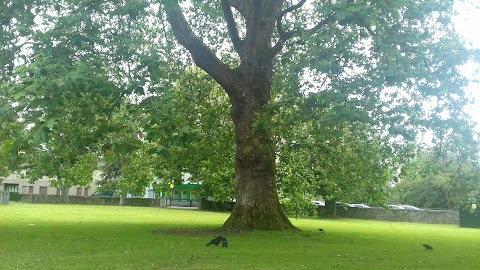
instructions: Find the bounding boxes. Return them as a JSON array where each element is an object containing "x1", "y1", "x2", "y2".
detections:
[{"x1": 0, "y1": 203, "x2": 479, "y2": 269}]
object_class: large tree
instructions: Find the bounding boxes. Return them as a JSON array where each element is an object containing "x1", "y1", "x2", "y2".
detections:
[
  {"x1": 162, "y1": 1, "x2": 295, "y2": 230},
  {"x1": 160, "y1": 0, "x2": 474, "y2": 230},
  {"x1": 1, "y1": 0, "x2": 476, "y2": 230}
]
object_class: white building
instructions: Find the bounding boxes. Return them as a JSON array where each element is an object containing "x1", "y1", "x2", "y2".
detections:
[{"x1": 0, "y1": 170, "x2": 101, "y2": 197}]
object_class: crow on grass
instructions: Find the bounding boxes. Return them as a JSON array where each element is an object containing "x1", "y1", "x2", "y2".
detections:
[
  {"x1": 422, "y1": 244, "x2": 433, "y2": 250},
  {"x1": 206, "y1": 236, "x2": 224, "y2": 247},
  {"x1": 318, "y1": 228, "x2": 325, "y2": 232},
  {"x1": 221, "y1": 238, "x2": 228, "y2": 248}
]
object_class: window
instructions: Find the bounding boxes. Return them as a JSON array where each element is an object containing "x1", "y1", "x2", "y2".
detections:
[
  {"x1": 28, "y1": 186, "x2": 34, "y2": 194},
  {"x1": 76, "y1": 188, "x2": 82, "y2": 196},
  {"x1": 84, "y1": 188, "x2": 89, "y2": 197},
  {"x1": 56, "y1": 188, "x2": 61, "y2": 195},
  {"x1": 39, "y1": 186, "x2": 48, "y2": 195},
  {"x1": 4, "y1": 184, "x2": 19, "y2": 193}
]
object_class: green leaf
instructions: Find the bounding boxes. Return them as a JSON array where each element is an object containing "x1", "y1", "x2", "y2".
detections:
[{"x1": 45, "y1": 119, "x2": 56, "y2": 129}]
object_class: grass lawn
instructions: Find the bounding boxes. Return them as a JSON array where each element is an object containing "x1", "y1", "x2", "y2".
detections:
[{"x1": 0, "y1": 203, "x2": 479, "y2": 269}]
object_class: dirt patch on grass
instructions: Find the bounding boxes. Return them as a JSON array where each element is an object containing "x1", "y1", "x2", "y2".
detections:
[
  {"x1": 151, "y1": 227, "x2": 250, "y2": 237},
  {"x1": 151, "y1": 228, "x2": 224, "y2": 237}
]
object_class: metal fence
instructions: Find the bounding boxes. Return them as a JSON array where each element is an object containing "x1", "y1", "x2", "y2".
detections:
[
  {"x1": 165, "y1": 198, "x2": 199, "y2": 208},
  {"x1": 0, "y1": 191, "x2": 10, "y2": 205}
]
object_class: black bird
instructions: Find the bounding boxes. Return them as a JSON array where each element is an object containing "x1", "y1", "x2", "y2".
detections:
[
  {"x1": 206, "y1": 236, "x2": 224, "y2": 246},
  {"x1": 422, "y1": 244, "x2": 433, "y2": 250},
  {"x1": 319, "y1": 228, "x2": 325, "y2": 232},
  {"x1": 221, "y1": 238, "x2": 228, "y2": 248}
]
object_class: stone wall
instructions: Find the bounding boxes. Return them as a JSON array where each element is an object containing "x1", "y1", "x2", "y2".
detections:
[
  {"x1": 15, "y1": 194, "x2": 165, "y2": 207},
  {"x1": 318, "y1": 206, "x2": 459, "y2": 224},
  {"x1": 8, "y1": 193, "x2": 459, "y2": 225}
]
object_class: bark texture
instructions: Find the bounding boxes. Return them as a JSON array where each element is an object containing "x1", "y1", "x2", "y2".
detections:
[
  {"x1": 163, "y1": 0, "x2": 297, "y2": 231},
  {"x1": 60, "y1": 185, "x2": 70, "y2": 204},
  {"x1": 223, "y1": 76, "x2": 296, "y2": 231}
]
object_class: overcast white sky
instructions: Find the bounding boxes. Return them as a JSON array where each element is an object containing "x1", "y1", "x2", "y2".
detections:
[{"x1": 453, "y1": 2, "x2": 480, "y2": 130}]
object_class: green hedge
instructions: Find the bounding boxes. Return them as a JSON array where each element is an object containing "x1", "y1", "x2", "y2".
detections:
[
  {"x1": 459, "y1": 204, "x2": 480, "y2": 228},
  {"x1": 9, "y1": 192, "x2": 22, "y2": 201},
  {"x1": 200, "y1": 199, "x2": 234, "y2": 211}
]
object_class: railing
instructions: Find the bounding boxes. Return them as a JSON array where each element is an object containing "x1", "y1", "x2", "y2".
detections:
[{"x1": 165, "y1": 198, "x2": 199, "y2": 207}]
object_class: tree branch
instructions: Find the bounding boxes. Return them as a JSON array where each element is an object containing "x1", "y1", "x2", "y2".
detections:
[
  {"x1": 304, "y1": 16, "x2": 335, "y2": 34},
  {"x1": 363, "y1": 26, "x2": 376, "y2": 37},
  {"x1": 221, "y1": 0, "x2": 243, "y2": 57},
  {"x1": 281, "y1": 0, "x2": 307, "y2": 18},
  {"x1": 160, "y1": 0, "x2": 237, "y2": 95},
  {"x1": 276, "y1": 0, "x2": 307, "y2": 41},
  {"x1": 273, "y1": 15, "x2": 334, "y2": 56},
  {"x1": 230, "y1": 0, "x2": 249, "y2": 18}
]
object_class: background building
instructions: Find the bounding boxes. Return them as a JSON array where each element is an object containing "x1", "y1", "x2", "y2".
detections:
[{"x1": 0, "y1": 171, "x2": 100, "y2": 197}]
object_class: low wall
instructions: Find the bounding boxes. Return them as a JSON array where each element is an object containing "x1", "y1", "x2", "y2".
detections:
[
  {"x1": 0, "y1": 191, "x2": 9, "y2": 204},
  {"x1": 15, "y1": 194, "x2": 165, "y2": 207},
  {"x1": 318, "y1": 206, "x2": 459, "y2": 224},
  {"x1": 8, "y1": 194, "x2": 459, "y2": 224}
]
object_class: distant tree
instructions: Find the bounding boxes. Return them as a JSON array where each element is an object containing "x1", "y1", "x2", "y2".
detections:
[
  {"x1": 276, "y1": 119, "x2": 399, "y2": 216},
  {"x1": 99, "y1": 143, "x2": 158, "y2": 205},
  {"x1": 18, "y1": 95, "x2": 102, "y2": 202},
  {"x1": 137, "y1": 69, "x2": 236, "y2": 201},
  {"x1": 24, "y1": 147, "x2": 98, "y2": 202},
  {"x1": 395, "y1": 124, "x2": 480, "y2": 209},
  {"x1": 0, "y1": 50, "x2": 119, "y2": 201}
]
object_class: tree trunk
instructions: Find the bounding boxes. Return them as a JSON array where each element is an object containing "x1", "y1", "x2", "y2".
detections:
[
  {"x1": 222, "y1": 76, "x2": 296, "y2": 231},
  {"x1": 325, "y1": 199, "x2": 337, "y2": 219},
  {"x1": 222, "y1": 129, "x2": 295, "y2": 230},
  {"x1": 119, "y1": 194, "x2": 125, "y2": 206},
  {"x1": 60, "y1": 186, "x2": 70, "y2": 204},
  {"x1": 222, "y1": 122, "x2": 295, "y2": 230}
]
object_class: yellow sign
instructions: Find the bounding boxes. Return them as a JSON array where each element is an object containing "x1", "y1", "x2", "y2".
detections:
[
  {"x1": 472, "y1": 203, "x2": 477, "y2": 210},
  {"x1": 169, "y1": 183, "x2": 174, "y2": 189}
]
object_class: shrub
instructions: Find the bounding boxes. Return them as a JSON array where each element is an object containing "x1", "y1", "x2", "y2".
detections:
[{"x1": 9, "y1": 192, "x2": 21, "y2": 201}]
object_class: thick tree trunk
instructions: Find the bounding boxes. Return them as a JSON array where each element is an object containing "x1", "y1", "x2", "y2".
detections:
[
  {"x1": 222, "y1": 79, "x2": 296, "y2": 231},
  {"x1": 223, "y1": 129, "x2": 295, "y2": 230}
]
